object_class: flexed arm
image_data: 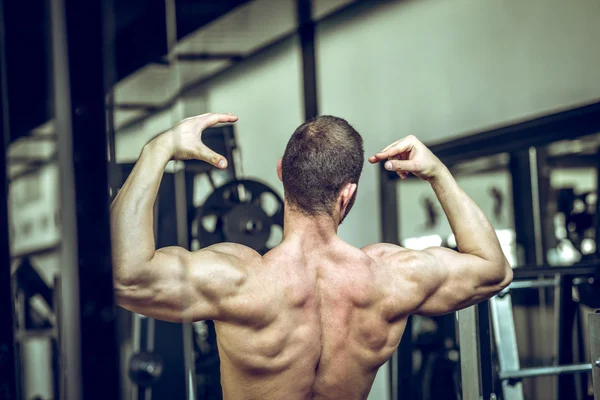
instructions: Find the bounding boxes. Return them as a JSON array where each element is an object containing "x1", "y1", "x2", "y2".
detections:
[
  {"x1": 369, "y1": 136, "x2": 512, "y2": 316},
  {"x1": 110, "y1": 113, "x2": 260, "y2": 322}
]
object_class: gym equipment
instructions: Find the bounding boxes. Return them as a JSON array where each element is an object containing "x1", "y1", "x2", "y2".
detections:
[
  {"x1": 193, "y1": 321, "x2": 220, "y2": 373},
  {"x1": 414, "y1": 315, "x2": 460, "y2": 399},
  {"x1": 591, "y1": 311, "x2": 600, "y2": 400},
  {"x1": 193, "y1": 179, "x2": 284, "y2": 254},
  {"x1": 128, "y1": 352, "x2": 164, "y2": 387},
  {"x1": 490, "y1": 273, "x2": 600, "y2": 400}
]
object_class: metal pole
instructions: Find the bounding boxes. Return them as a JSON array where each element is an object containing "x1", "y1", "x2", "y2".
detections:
[
  {"x1": 596, "y1": 151, "x2": 600, "y2": 258},
  {"x1": 477, "y1": 301, "x2": 495, "y2": 399},
  {"x1": 589, "y1": 311, "x2": 600, "y2": 400},
  {"x1": 378, "y1": 164, "x2": 411, "y2": 400},
  {"x1": 0, "y1": 0, "x2": 18, "y2": 397},
  {"x1": 297, "y1": 0, "x2": 319, "y2": 120},
  {"x1": 164, "y1": 0, "x2": 197, "y2": 397},
  {"x1": 499, "y1": 363, "x2": 592, "y2": 380},
  {"x1": 458, "y1": 306, "x2": 482, "y2": 400},
  {"x1": 51, "y1": 0, "x2": 120, "y2": 398},
  {"x1": 490, "y1": 294, "x2": 524, "y2": 400},
  {"x1": 51, "y1": 1, "x2": 82, "y2": 396}
]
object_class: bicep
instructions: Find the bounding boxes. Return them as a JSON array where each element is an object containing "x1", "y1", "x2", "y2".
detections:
[
  {"x1": 412, "y1": 247, "x2": 510, "y2": 316},
  {"x1": 115, "y1": 245, "x2": 253, "y2": 322}
]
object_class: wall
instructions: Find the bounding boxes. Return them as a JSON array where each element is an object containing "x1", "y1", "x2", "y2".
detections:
[{"x1": 316, "y1": 0, "x2": 600, "y2": 248}]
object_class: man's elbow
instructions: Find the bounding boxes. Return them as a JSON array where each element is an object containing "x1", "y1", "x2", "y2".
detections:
[{"x1": 495, "y1": 258, "x2": 513, "y2": 290}]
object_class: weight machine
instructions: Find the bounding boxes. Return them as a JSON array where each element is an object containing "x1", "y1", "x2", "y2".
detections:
[{"x1": 379, "y1": 101, "x2": 600, "y2": 400}]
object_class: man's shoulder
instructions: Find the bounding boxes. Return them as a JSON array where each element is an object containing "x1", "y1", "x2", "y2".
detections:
[
  {"x1": 360, "y1": 242, "x2": 405, "y2": 261},
  {"x1": 194, "y1": 242, "x2": 263, "y2": 270}
]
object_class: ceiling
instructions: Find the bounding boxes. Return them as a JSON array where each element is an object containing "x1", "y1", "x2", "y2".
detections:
[
  {"x1": 2, "y1": 0, "x2": 359, "y2": 181},
  {"x1": 2, "y1": 0, "x2": 358, "y2": 143}
]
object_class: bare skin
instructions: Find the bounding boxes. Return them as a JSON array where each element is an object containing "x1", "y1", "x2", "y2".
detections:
[{"x1": 110, "y1": 114, "x2": 513, "y2": 400}]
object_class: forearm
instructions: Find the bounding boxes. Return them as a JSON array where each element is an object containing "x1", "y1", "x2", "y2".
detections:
[
  {"x1": 110, "y1": 136, "x2": 172, "y2": 284},
  {"x1": 429, "y1": 166, "x2": 507, "y2": 266}
]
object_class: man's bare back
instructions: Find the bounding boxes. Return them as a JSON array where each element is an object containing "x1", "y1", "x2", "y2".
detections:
[
  {"x1": 110, "y1": 113, "x2": 512, "y2": 399},
  {"x1": 213, "y1": 240, "x2": 412, "y2": 400}
]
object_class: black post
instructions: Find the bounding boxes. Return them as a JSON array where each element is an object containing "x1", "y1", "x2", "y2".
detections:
[
  {"x1": 152, "y1": 173, "x2": 187, "y2": 400},
  {"x1": 477, "y1": 301, "x2": 495, "y2": 398},
  {"x1": 378, "y1": 164, "x2": 412, "y2": 400},
  {"x1": 297, "y1": 0, "x2": 319, "y2": 120},
  {"x1": 596, "y1": 148, "x2": 600, "y2": 258},
  {"x1": 509, "y1": 150, "x2": 538, "y2": 266},
  {"x1": 51, "y1": 0, "x2": 120, "y2": 398},
  {"x1": 0, "y1": 0, "x2": 18, "y2": 398}
]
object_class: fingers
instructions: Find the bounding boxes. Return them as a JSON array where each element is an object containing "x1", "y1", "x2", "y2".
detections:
[
  {"x1": 384, "y1": 159, "x2": 418, "y2": 173},
  {"x1": 372, "y1": 135, "x2": 415, "y2": 162},
  {"x1": 198, "y1": 113, "x2": 238, "y2": 129},
  {"x1": 199, "y1": 146, "x2": 228, "y2": 169}
]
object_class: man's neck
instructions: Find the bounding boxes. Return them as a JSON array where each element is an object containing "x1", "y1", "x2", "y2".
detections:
[{"x1": 282, "y1": 207, "x2": 340, "y2": 250}]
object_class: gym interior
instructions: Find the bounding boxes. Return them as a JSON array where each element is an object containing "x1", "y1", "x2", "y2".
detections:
[{"x1": 1, "y1": 0, "x2": 600, "y2": 399}]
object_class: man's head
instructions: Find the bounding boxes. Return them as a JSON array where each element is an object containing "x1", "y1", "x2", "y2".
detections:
[{"x1": 278, "y1": 115, "x2": 364, "y2": 223}]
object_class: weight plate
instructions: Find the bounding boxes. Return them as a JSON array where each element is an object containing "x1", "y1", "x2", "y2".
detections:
[{"x1": 193, "y1": 179, "x2": 284, "y2": 254}]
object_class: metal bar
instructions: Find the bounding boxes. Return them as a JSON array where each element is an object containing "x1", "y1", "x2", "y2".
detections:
[
  {"x1": 176, "y1": 53, "x2": 243, "y2": 62},
  {"x1": 8, "y1": 154, "x2": 59, "y2": 183},
  {"x1": 51, "y1": 0, "x2": 82, "y2": 397},
  {"x1": 54, "y1": 277, "x2": 63, "y2": 400},
  {"x1": 512, "y1": 263, "x2": 600, "y2": 279},
  {"x1": 501, "y1": 278, "x2": 557, "y2": 293},
  {"x1": 112, "y1": 103, "x2": 160, "y2": 112},
  {"x1": 390, "y1": 101, "x2": 600, "y2": 171},
  {"x1": 7, "y1": 155, "x2": 54, "y2": 164},
  {"x1": 458, "y1": 306, "x2": 482, "y2": 400},
  {"x1": 132, "y1": 313, "x2": 142, "y2": 400},
  {"x1": 145, "y1": 317, "x2": 156, "y2": 400},
  {"x1": 478, "y1": 301, "x2": 495, "y2": 399},
  {"x1": 395, "y1": 318, "x2": 412, "y2": 400},
  {"x1": 589, "y1": 311, "x2": 600, "y2": 400},
  {"x1": 596, "y1": 150, "x2": 600, "y2": 259},
  {"x1": 555, "y1": 276, "x2": 578, "y2": 397},
  {"x1": 297, "y1": 0, "x2": 319, "y2": 120},
  {"x1": 51, "y1": 0, "x2": 120, "y2": 399},
  {"x1": 378, "y1": 164, "x2": 411, "y2": 400},
  {"x1": 175, "y1": 167, "x2": 197, "y2": 400},
  {"x1": 500, "y1": 363, "x2": 592, "y2": 381},
  {"x1": 165, "y1": 0, "x2": 197, "y2": 397},
  {"x1": 510, "y1": 150, "x2": 538, "y2": 266},
  {"x1": 379, "y1": 164, "x2": 399, "y2": 244},
  {"x1": 528, "y1": 147, "x2": 545, "y2": 264},
  {"x1": 153, "y1": 173, "x2": 186, "y2": 400},
  {"x1": 0, "y1": 0, "x2": 18, "y2": 396},
  {"x1": 13, "y1": 133, "x2": 58, "y2": 142},
  {"x1": 106, "y1": 91, "x2": 121, "y2": 200},
  {"x1": 547, "y1": 154, "x2": 600, "y2": 168},
  {"x1": 490, "y1": 294, "x2": 524, "y2": 400}
]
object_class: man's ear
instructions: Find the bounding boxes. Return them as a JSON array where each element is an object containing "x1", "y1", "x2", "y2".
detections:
[
  {"x1": 277, "y1": 158, "x2": 283, "y2": 182},
  {"x1": 340, "y1": 183, "x2": 357, "y2": 211}
]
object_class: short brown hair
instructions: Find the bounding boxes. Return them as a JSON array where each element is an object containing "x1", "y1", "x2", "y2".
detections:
[{"x1": 281, "y1": 115, "x2": 364, "y2": 217}]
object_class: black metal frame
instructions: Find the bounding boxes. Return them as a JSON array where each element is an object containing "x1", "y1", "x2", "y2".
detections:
[
  {"x1": 0, "y1": 0, "x2": 18, "y2": 397},
  {"x1": 51, "y1": 0, "x2": 120, "y2": 398},
  {"x1": 378, "y1": 162, "x2": 413, "y2": 399},
  {"x1": 378, "y1": 100, "x2": 600, "y2": 400},
  {"x1": 297, "y1": 0, "x2": 319, "y2": 121},
  {"x1": 477, "y1": 301, "x2": 495, "y2": 398}
]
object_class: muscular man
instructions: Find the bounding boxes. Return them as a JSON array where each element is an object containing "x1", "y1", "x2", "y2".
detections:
[{"x1": 110, "y1": 113, "x2": 512, "y2": 400}]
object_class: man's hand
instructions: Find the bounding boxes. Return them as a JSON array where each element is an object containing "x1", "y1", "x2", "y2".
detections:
[
  {"x1": 155, "y1": 113, "x2": 238, "y2": 168},
  {"x1": 368, "y1": 135, "x2": 444, "y2": 181}
]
